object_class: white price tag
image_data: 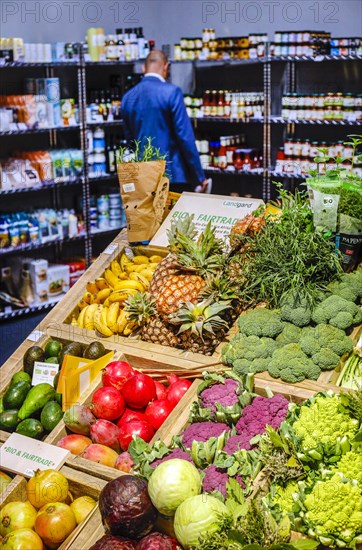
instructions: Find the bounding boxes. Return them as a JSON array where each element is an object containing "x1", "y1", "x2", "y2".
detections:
[
  {"x1": 123, "y1": 182, "x2": 135, "y2": 193},
  {"x1": 27, "y1": 330, "x2": 44, "y2": 343},
  {"x1": 32, "y1": 361, "x2": 59, "y2": 386},
  {"x1": 103, "y1": 243, "x2": 118, "y2": 255},
  {"x1": 0, "y1": 434, "x2": 70, "y2": 477}
]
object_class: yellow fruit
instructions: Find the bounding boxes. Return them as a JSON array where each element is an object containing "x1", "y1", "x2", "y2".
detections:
[
  {"x1": 109, "y1": 289, "x2": 138, "y2": 303},
  {"x1": 104, "y1": 268, "x2": 119, "y2": 289},
  {"x1": 114, "y1": 280, "x2": 144, "y2": 292},
  {"x1": 103, "y1": 297, "x2": 111, "y2": 308},
  {"x1": 149, "y1": 255, "x2": 163, "y2": 263},
  {"x1": 133, "y1": 255, "x2": 149, "y2": 265},
  {"x1": 90, "y1": 293, "x2": 98, "y2": 304},
  {"x1": 77, "y1": 306, "x2": 88, "y2": 328},
  {"x1": 70, "y1": 316, "x2": 78, "y2": 327},
  {"x1": 129, "y1": 272, "x2": 149, "y2": 288},
  {"x1": 107, "y1": 302, "x2": 120, "y2": 332},
  {"x1": 77, "y1": 299, "x2": 88, "y2": 310},
  {"x1": 124, "y1": 264, "x2": 139, "y2": 274},
  {"x1": 70, "y1": 496, "x2": 96, "y2": 525},
  {"x1": 27, "y1": 469, "x2": 69, "y2": 509},
  {"x1": 148, "y1": 262, "x2": 160, "y2": 270},
  {"x1": 95, "y1": 278, "x2": 109, "y2": 290},
  {"x1": 96, "y1": 288, "x2": 112, "y2": 303},
  {"x1": 83, "y1": 304, "x2": 98, "y2": 330},
  {"x1": 120, "y1": 253, "x2": 132, "y2": 271},
  {"x1": 94, "y1": 307, "x2": 113, "y2": 337},
  {"x1": 117, "y1": 309, "x2": 129, "y2": 334},
  {"x1": 86, "y1": 281, "x2": 98, "y2": 294},
  {"x1": 139, "y1": 269, "x2": 154, "y2": 281},
  {"x1": 134, "y1": 264, "x2": 149, "y2": 273},
  {"x1": 83, "y1": 292, "x2": 93, "y2": 304},
  {"x1": 110, "y1": 259, "x2": 124, "y2": 278},
  {"x1": 123, "y1": 321, "x2": 138, "y2": 336}
]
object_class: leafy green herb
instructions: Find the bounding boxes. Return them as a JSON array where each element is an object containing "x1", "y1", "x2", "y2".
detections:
[{"x1": 118, "y1": 137, "x2": 167, "y2": 163}]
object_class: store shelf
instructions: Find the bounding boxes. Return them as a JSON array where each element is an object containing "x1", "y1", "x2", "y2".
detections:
[
  {"x1": 0, "y1": 296, "x2": 61, "y2": 322},
  {"x1": 269, "y1": 170, "x2": 308, "y2": 179},
  {"x1": 193, "y1": 57, "x2": 265, "y2": 68},
  {"x1": 0, "y1": 178, "x2": 82, "y2": 196},
  {"x1": 270, "y1": 54, "x2": 362, "y2": 63},
  {"x1": 0, "y1": 61, "x2": 79, "y2": 68},
  {"x1": 270, "y1": 117, "x2": 362, "y2": 125},
  {"x1": 192, "y1": 117, "x2": 264, "y2": 124},
  {"x1": 0, "y1": 125, "x2": 80, "y2": 136},
  {"x1": 204, "y1": 168, "x2": 263, "y2": 176},
  {"x1": 85, "y1": 60, "x2": 136, "y2": 66},
  {"x1": 87, "y1": 120, "x2": 124, "y2": 127},
  {"x1": 89, "y1": 173, "x2": 118, "y2": 183}
]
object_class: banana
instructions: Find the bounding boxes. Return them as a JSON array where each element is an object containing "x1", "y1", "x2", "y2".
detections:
[
  {"x1": 104, "y1": 268, "x2": 119, "y2": 289},
  {"x1": 90, "y1": 293, "x2": 98, "y2": 304},
  {"x1": 95, "y1": 277, "x2": 109, "y2": 290},
  {"x1": 108, "y1": 289, "x2": 138, "y2": 303},
  {"x1": 107, "y1": 302, "x2": 120, "y2": 332},
  {"x1": 129, "y1": 272, "x2": 149, "y2": 289},
  {"x1": 133, "y1": 255, "x2": 149, "y2": 265},
  {"x1": 114, "y1": 280, "x2": 145, "y2": 292},
  {"x1": 77, "y1": 298, "x2": 88, "y2": 310},
  {"x1": 120, "y1": 253, "x2": 132, "y2": 271},
  {"x1": 148, "y1": 262, "x2": 160, "y2": 270},
  {"x1": 149, "y1": 255, "x2": 163, "y2": 264},
  {"x1": 123, "y1": 320, "x2": 138, "y2": 336},
  {"x1": 84, "y1": 303, "x2": 98, "y2": 330},
  {"x1": 86, "y1": 281, "x2": 98, "y2": 294},
  {"x1": 83, "y1": 292, "x2": 93, "y2": 304},
  {"x1": 124, "y1": 264, "x2": 140, "y2": 274},
  {"x1": 94, "y1": 306, "x2": 113, "y2": 337},
  {"x1": 77, "y1": 306, "x2": 88, "y2": 328},
  {"x1": 71, "y1": 316, "x2": 78, "y2": 327},
  {"x1": 103, "y1": 297, "x2": 111, "y2": 308},
  {"x1": 139, "y1": 269, "x2": 154, "y2": 281},
  {"x1": 111, "y1": 259, "x2": 124, "y2": 278},
  {"x1": 117, "y1": 309, "x2": 129, "y2": 334},
  {"x1": 96, "y1": 288, "x2": 112, "y2": 303}
]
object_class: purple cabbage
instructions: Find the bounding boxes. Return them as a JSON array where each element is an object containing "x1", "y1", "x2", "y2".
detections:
[
  {"x1": 181, "y1": 422, "x2": 230, "y2": 449},
  {"x1": 235, "y1": 394, "x2": 289, "y2": 440},
  {"x1": 200, "y1": 379, "x2": 239, "y2": 412},
  {"x1": 223, "y1": 434, "x2": 254, "y2": 454},
  {"x1": 202, "y1": 464, "x2": 244, "y2": 497}
]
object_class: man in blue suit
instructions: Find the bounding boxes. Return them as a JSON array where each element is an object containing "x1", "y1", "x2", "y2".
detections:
[{"x1": 121, "y1": 50, "x2": 209, "y2": 192}]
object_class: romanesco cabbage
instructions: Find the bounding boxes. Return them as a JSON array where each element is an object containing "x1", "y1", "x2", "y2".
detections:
[
  {"x1": 273, "y1": 481, "x2": 299, "y2": 516},
  {"x1": 303, "y1": 474, "x2": 362, "y2": 545},
  {"x1": 333, "y1": 449, "x2": 362, "y2": 487}
]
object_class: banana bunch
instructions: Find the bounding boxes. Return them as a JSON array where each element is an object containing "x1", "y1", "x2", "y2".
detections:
[{"x1": 75, "y1": 253, "x2": 162, "y2": 337}]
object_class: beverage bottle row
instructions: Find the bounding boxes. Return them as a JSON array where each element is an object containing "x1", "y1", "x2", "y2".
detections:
[{"x1": 196, "y1": 135, "x2": 261, "y2": 171}]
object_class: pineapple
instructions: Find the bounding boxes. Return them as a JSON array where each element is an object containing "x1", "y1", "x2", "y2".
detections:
[
  {"x1": 149, "y1": 214, "x2": 197, "y2": 298},
  {"x1": 229, "y1": 210, "x2": 265, "y2": 251},
  {"x1": 125, "y1": 292, "x2": 180, "y2": 348},
  {"x1": 170, "y1": 298, "x2": 231, "y2": 355},
  {"x1": 200, "y1": 274, "x2": 242, "y2": 326},
  {"x1": 156, "y1": 222, "x2": 226, "y2": 319}
]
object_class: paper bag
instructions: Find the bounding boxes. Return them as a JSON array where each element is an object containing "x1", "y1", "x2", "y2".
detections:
[{"x1": 117, "y1": 159, "x2": 169, "y2": 243}]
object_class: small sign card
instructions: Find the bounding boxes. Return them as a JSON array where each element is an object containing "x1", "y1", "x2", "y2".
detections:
[
  {"x1": 0, "y1": 433, "x2": 70, "y2": 477},
  {"x1": 31, "y1": 361, "x2": 59, "y2": 386},
  {"x1": 150, "y1": 192, "x2": 264, "y2": 248},
  {"x1": 27, "y1": 330, "x2": 44, "y2": 343}
]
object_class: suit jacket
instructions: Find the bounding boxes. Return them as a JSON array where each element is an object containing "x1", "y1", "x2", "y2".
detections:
[{"x1": 121, "y1": 76, "x2": 205, "y2": 184}]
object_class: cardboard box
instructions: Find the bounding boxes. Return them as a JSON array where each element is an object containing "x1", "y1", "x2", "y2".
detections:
[
  {"x1": 47, "y1": 264, "x2": 70, "y2": 297},
  {"x1": 29, "y1": 259, "x2": 48, "y2": 305}
]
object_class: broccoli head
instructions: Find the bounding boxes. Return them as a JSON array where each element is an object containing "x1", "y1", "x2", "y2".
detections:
[
  {"x1": 312, "y1": 295, "x2": 362, "y2": 330},
  {"x1": 280, "y1": 292, "x2": 312, "y2": 327},
  {"x1": 223, "y1": 334, "x2": 277, "y2": 375},
  {"x1": 276, "y1": 323, "x2": 302, "y2": 346},
  {"x1": 300, "y1": 324, "x2": 353, "y2": 357},
  {"x1": 237, "y1": 308, "x2": 284, "y2": 338},
  {"x1": 312, "y1": 348, "x2": 340, "y2": 371},
  {"x1": 268, "y1": 343, "x2": 321, "y2": 383},
  {"x1": 327, "y1": 280, "x2": 359, "y2": 303},
  {"x1": 233, "y1": 357, "x2": 270, "y2": 376}
]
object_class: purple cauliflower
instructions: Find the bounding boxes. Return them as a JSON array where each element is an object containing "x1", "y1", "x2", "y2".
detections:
[
  {"x1": 200, "y1": 379, "x2": 239, "y2": 412},
  {"x1": 202, "y1": 465, "x2": 244, "y2": 497},
  {"x1": 181, "y1": 422, "x2": 230, "y2": 449},
  {"x1": 235, "y1": 394, "x2": 289, "y2": 440},
  {"x1": 150, "y1": 448, "x2": 193, "y2": 469},
  {"x1": 223, "y1": 434, "x2": 254, "y2": 454}
]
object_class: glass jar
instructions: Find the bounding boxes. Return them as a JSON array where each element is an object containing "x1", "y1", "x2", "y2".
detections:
[
  {"x1": 284, "y1": 138, "x2": 294, "y2": 156},
  {"x1": 275, "y1": 32, "x2": 282, "y2": 43},
  {"x1": 289, "y1": 43, "x2": 297, "y2": 56},
  {"x1": 309, "y1": 141, "x2": 319, "y2": 158},
  {"x1": 324, "y1": 106, "x2": 334, "y2": 120},
  {"x1": 180, "y1": 37, "x2": 187, "y2": 49},
  {"x1": 274, "y1": 43, "x2": 281, "y2": 56},
  {"x1": 202, "y1": 29, "x2": 210, "y2": 43},
  {"x1": 343, "y1": 93, "x2": 354, "y2": 108},
  {"x1": 195, "y1": 38, "x2": 202, "y2": 49},
  {"x1": 335, "y1": 141, "x2": 344, "y2": 157},
  {"x1": 301, "y1": 139, "x2": 310, "y2": 157},
  {"x1": 187, "y1": 38, "x2": 195, "y2": 49},
  {"x1": 275, "y1": 147, "x2": 285, "y2": 173},
  {"x1": 281, "y1": 44, "x2": 288, "y2": 56},
  {"x1": 174, "y1": 44, "x2": 182, "y2": 60},
  {"x1": 293, "y1": 139, "x2": 303, "y2": 156}
]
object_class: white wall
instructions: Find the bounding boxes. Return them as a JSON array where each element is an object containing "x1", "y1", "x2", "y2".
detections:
[{"x1": 2, "y1": 0, "x2": 361, "y2": 45}]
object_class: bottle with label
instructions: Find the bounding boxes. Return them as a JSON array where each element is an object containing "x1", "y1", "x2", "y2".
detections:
[
  {"x1": 116, "y1": 29, "x2": 125, "y2": 61},
  {"x1": 137, "y1": 28, "x2": 146, "y2": 59},
  {"x1": 99, "y1": 93, "x2": 108, "y2": 121},
  {"x1": 217, "y1": 90, "x2": 225, "y2": 117},
  {"x1": 218, "y1": 138, "x2": 227, "y2": 169},
  {"x1": 209, "y1": 91, "x2": 217, "y2": 117},
  {"x1": 105, "y1": 35, "x2": 118, "y2": 60},
  {"x1": 93, "y1": 127, "x2": 105, "y2": 153},
  {"x1": 224, "y1": 92, "x2": 231, "y2": 118},
  {"x1": 124, "y1": 34, "x2": 131, "y2": 61},
  {"x1": 202, "y1": 90, "x2": 211, "y2": 117}
]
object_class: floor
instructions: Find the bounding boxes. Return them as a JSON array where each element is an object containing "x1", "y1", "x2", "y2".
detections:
[{"x1": 0, "y1": 312, "x2": 47, "y2": 366}]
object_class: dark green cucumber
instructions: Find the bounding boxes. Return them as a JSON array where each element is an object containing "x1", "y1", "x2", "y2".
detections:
[
  {"x1": 3, "y1": 381, "x2": 31, "y2": 410},
  {"x1": 0, "y1": 410, "x2": 20, "y2": 432},
  {"x1": 16, "y1": 418, "x2": 44, "y2": 439},
  {"x1": 18, "y1": 383, "x2": 55, "y2": 420},
  {"x1": 40, "y1": 401, "x2": 63, "y2": 431}
]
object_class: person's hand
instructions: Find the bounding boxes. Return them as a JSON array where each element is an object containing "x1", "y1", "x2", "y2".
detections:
[{"x1": 195, "y1": 179, "x2": 210, "y2": 193}]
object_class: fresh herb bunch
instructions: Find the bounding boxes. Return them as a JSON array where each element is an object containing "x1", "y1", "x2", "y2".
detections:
[
  {"x1": 237, "y1": 184, "x2": 342, "y2": 308},
  {"x1": 118, "y1": 137, "x2": 167, "y2": 163}
]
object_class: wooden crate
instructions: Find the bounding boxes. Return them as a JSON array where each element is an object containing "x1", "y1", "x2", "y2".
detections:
[{"x1": 0, "y1": 463, "x2": 120, "y2": 550}]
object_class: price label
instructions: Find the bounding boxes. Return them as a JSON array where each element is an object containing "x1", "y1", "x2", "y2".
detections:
[
  {"x1": 0, "y1": 434, "x2": 70, "y2": 477},
  {"x1": 32, "y1": 361, "x2": 59, "y2": 386},
  {"x1": 103, "y1": 243, "x2": 118, "y2": 255},
  {"x1": 27, "y1": 330, "x2": 44, "y2": 343}
]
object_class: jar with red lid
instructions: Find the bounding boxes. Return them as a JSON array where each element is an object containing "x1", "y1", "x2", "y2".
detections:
[
  {"x1": 233, "y1": 149, "x2": 243, "y2": 171},
  {"x1": 275, "y1": 147, "x2": 285, "y2": 173},
  {"x1": 284, "y1": 138, "x2": 294, "y2": 156}
]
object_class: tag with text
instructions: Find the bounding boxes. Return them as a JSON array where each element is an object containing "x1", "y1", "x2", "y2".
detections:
[{"x1": 32, "y1": 361, "x2": 59, "y2": 386}]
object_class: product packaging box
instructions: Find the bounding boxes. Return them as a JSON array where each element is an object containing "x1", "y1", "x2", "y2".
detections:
[
  {"x1": 47, "y1": 264, "x2": 70, "y2": 298},
  {"x1": 29, "y1": 259, "x2": 48, "y2": 304}
]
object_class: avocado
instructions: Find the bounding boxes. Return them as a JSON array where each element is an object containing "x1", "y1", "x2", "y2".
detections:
[
  {"x1": 58, "y1": 342, "x2": 83, "y2": 367},
  {"x1": 11, "y1": 372, "x2": 32, "y2": 385},
  {"x1": 23, "y1": 346, "x2": 45, "y2": 376},
  {"x1": 83, "y1": 341, "x2": 106, "y2": 360},
  {"x1": 44, "y1": 339, "x2": 62, "y2": 360},
  {"x1": 3, "y1": 381, "x2": 31, "y2": 410},
  {"x1": 45, "y1": 357, "x2": 59, "y2": 364},
  {"x1": 40, "y1": 401, "x2": 63, "y2": 431},
  {"x1": 0, "y1": 410, "x2": 20, "y2": 432},
  {"x1": 16, "y1": 418, "x2": 44, "y2": 439},
  {"x1": 18, "y1": 383, "x2": 55, "y2": 420}
]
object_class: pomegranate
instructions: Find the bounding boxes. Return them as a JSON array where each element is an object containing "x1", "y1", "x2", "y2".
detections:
[
  {"x1": 167, "y1": 376, "x2": 192, "y2": 407},
  {"x1": 0, "y1": 528, "x2": 43, "y2": 549},
  {"x1": 0, "y1": 501, "x2": 37, "y2": 536},
  {"x1": 102, "y1": 361, "x2": 135, "y2": 391},
  {"x1": 145, "y1": 399, "x2": 174, "y2": 430},
  {"x1": 35, "y1": 502, "x2": 77, "y2": 548},
  {"x1": 122, "y1": 374, "x2": 156, "y2": 409},
  {"x1": 115, "y1": 452, "x2": 134, "y2": 472},
  {"x1": 27, "y1": 469, "x2": 69, "y2": 509},
  {"x1": 63, "y1": 404, "x2": 95, "y2": 435},
  {"x1": 91, "y1": 386, "x2": 125, "y2": 421},
  {"x1": 117, "y1": 409, "x2": 147, "y2": 427},
  {"x1": 118, "y1": 420, "x2": 154, "y2": 451},
  {"x1": 154, "y1": 381, "x2": 168, "y2": 400},
  {"x1": 81, "y1": 444, "x2": 118, "y2": 468},
  {"x1": 56, "y1": 434, "x2": 92, "y2": 455},
  {"x1": 90, "y1": 419, "x2": 120, "y2": 451}
]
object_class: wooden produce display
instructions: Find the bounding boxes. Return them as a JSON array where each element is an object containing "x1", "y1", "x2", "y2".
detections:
[{"x1": 0, "y1": 462, "x2": 121, "y2": 550}]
